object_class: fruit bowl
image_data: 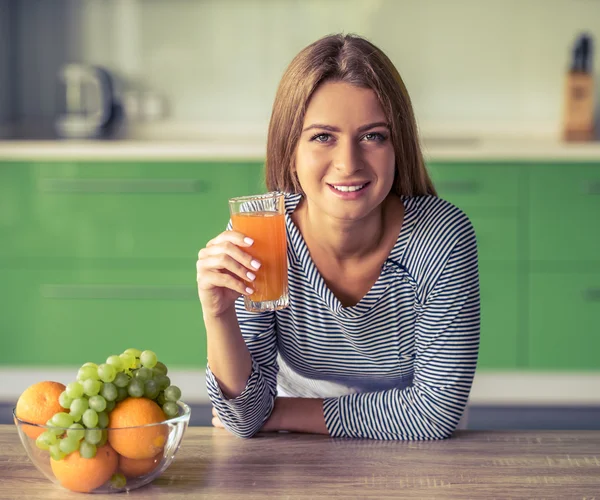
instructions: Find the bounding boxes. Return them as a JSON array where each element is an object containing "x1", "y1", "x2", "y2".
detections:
[{"x1": 14, "y1": 400, "x2": 190, "y2": 493}]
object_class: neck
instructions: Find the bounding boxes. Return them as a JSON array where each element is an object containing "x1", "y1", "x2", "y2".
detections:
[{"x1": 298, "y1": 195, "x2": 396, "y2": 263}]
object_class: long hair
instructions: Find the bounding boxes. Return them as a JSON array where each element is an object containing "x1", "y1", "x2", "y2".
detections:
[{"x1": 265, "y1": 33, "x2": 436, "y2": 197}]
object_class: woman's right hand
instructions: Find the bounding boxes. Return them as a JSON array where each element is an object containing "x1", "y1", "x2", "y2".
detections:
[{"x1": 196, "y1": 231, "x2": 261, "y2": 318}]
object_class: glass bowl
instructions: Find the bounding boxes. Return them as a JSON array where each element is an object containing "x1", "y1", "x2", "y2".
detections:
[{"x1": 13, "y1": 401, "x2": 190, "y2": 493}]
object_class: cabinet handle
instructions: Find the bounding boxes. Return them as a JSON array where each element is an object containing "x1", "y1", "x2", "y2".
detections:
[
  {"x1": 584, "y1": 181, "x2": 600, "y2": 195},
  {"x1": 39, "y1": 178, "x2": 206, "y2": 193},
  {"x1": 583, "y1": 288, "x2": 600, "y2": 301},
  {"x1": 41, "y1": 284, "x2": 196, "y2": 300},
  {"x1": 436, "y1": 180, "x2": 480, "y2": 194}
]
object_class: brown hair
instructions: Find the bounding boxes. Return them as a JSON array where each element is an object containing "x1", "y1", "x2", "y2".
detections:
[{"x1": 265, "y1": 33, "x2": 436, "y2": 197}]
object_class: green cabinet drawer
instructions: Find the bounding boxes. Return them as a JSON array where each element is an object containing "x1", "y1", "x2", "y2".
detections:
[
  {"x1": 478, "y1": 265, "x2": 519, "y2": 369},
  {"x1": 1, "y1": 161, "x2": 264, "y2": 261},
  {"x1": 528, "y1": 272, "x2": 600, "y2": 370},
  {"x1": 470, "y1": 214, "x2": 519, "y2": 262},
  {"x1": 0, "y1": 267, "x2": 206, "y2": 367},
  {"x1": 427, "y1": 163, "x2": 520, "y2": 210},
  {"x1": 529, "y1": 164, "x2": 600, "y2": 262}
]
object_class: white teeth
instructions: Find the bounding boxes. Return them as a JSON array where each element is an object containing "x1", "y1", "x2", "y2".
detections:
[{"x1": 332, "y1": 184, "x2": 366, "y2": 192}]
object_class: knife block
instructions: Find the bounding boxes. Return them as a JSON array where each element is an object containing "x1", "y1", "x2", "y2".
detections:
[{"x1": 562, "y1": 72, "x2": 596, "y2": 141}]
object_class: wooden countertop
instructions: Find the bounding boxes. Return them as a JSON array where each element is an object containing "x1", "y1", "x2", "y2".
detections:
[{"x1": 1, "y1": 425, "x2": 599, "y2": 499}]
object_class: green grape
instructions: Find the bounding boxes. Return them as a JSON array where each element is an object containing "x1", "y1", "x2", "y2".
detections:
[
  {"x1": 77, "y1": 365, "x2": 99, "y2": 381},
  {"x1": 162, "y1": 402, "x2": 178, "y2": 418},
  {"x1": 116, "y1": 387, "x2": 129, "y2": 402},
  {"x1": 97, "y1": 363, "x2": 117, "y2": 383},
  {"x1": 89, "y1": 395, "x2": 107, "y2": 412},
  {"x1": 143, "y1": 380, "x2": 159, "y2": 400},
  {"x1": 66, "y1": 423, "x2": 85, "y2": 441},
  {"x1": 164, "y1": 385, "x2": 182, "y2": 402},
  {"x1": 119, "y1": 353, "x2": 136, "y2": 372},
  {"x1": 105, "y1": 400, "x2": 116, "y2": 413},
  {"x1": 152, "y1": 361, "x2": 168, "y2": 376},
  {"x1": 52, "y1": 412, "x2": 74, "y2": 429},
  {"x1": 81, "y1": 362, "x2": 98, "y2": 369},
  {"x1": 70, "y1": 397, "x2": 89, "y2": 419},
  {"x1": 128, "y1": 378, "x2": 144, "y2": 398},
  {"x1": 58, "y1": 391, "x2": 73, "y2": 409},
  {"x1": 82, "y1": 409, "x2": 98, "y2": 428},
  {"x1": 110, "y1": 473, "x2": 127, "y2": 489},
  {"x1": 83, "y1": 378, "x2": 101, "y2": 397},
  {"x1": 85, "y1": 429, "x2": 103, "y2": 445},
  {"x1": 113, "y1": 372, "x2": 130, "y2": 388},
  {"x1": 106, "y1": 354, "x2": 124, "y2": 372},
  {"x1": 124, "y1": 348, "x2": 142, "y2": 358},
  {"x1": 66, "y1": 381, "x2": 84, "y2": 399},
  {"x1": 156, "y1": 392, "x2": 166, "y2": 406},
  {"x1": 154, "y1": 375, "x2": 171, "y2": 391},
  {"x1": 36, "y1": 431, "x2": 57, "y2": 450},
  {"x1": 79, "y1": 441, "x2": 96, "y2": 459},
  {"x1": 100, "y1": 382, "x2": 118, "y2": 402},
  {"x1": 46, "y1": 420, "x2": 63, "y2": 436},
  {"x1": 97, "y1": 430, "x2": 108, "y2": 447},
  {"x1": 97, "y1": 411, "x2": 109, "y2": 429},
  {"x1": 59, "y1": 436, "x2": 81, "y2": 454},
  {"x1": 49, "y1": 443, "x2": 66, "y2": 461},
  {"x1": 135, "y1": 367, "x2": 152, "y2": 382},
  {"x1": 140, "y1": 350, "x2": 157, "y2": 369}
]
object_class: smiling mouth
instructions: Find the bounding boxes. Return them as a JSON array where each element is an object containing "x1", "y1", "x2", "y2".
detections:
[{"x1": 329, "y1": 183, "x2": 369, "y2": 192}]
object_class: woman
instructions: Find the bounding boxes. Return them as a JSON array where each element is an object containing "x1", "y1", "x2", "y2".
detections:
[{"x1": 196, "y1": 33, "x2": 480, "y2": 440}]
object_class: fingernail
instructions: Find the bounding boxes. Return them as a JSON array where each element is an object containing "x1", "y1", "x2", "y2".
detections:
[
  {"x1": 245, "y1": 287, "x2": 254, "y2": 295},
  {"x1": 251, "y1": 260, "x2": 261, "y2": 270},
  {"x1": 246, "y1": 271, "x2": 256, "y2": 281},
  {"x1": 244, "y1": 237, "x2": 254, "y2": 245}
]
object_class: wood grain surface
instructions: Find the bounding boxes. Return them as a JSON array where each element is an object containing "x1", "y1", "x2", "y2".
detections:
[{"x1": 1, "y1": 425, "x2": 599, "y2": 499}]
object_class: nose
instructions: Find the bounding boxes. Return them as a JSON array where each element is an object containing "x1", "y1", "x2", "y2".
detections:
[{"x1": 332, "y1": 139, "x2": 362, "y2": 175}]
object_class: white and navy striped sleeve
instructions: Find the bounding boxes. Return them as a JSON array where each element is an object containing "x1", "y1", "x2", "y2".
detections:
[
  {"x1": 322, "y1": 217, "x2": 480, "y2": 440},
  {"x1": 205, "y1": 300, "x2": 279, "y2": 438}
]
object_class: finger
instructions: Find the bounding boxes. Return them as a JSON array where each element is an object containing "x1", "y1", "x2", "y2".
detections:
[
  {"x1": 199, "y1": 241, "x2": 261, "y2": 274},
  {"x1": 212, "y1": 407, "x2": 218, "y2": 417},
  {"x1": 198, "y1": 252, "x2": 259, "y2": 284},
  {"x1": 197, "y1": 269, "x2": 253, "y2": 296},
  {"x1": 212, "y1": 416, "x2": 224, "y2": 428},
  {"x1": 205, "y1": 231, "x2": 254, "y2": 249}
]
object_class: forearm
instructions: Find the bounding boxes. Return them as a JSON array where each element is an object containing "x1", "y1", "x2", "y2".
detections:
[
  {"x1": 205, "y1": 308, "x2": 252, "y2": 399},
  {"x1": 266, "y1": 398, "x2": 328, "y2": 435}
]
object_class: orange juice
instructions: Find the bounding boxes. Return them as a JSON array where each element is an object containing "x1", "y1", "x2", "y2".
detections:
[{"x1": 230, "y1": 211, "x2": 288, "y2": 302}]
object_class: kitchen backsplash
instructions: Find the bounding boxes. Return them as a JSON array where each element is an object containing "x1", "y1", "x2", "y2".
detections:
[{"x1": 2, "y1": 0, "x2": 600, "y2": 136}]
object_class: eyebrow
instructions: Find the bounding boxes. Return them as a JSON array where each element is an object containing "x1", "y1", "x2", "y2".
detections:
[{"x1": 302, "y1": 121, "x2": 390, "y2": 133}]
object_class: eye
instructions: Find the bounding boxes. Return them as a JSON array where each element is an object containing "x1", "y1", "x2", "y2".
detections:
[
  {"x1": 362, "y1": 132, "x2": 387, "y2": 142},
  {"x1": 309, "y1": 133, "x2": 332, "y2": 143}
]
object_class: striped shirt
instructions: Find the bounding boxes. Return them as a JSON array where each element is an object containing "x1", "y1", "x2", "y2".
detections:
[{"x1": 206, "y1": 193, "x2": 480, "y2": 440}]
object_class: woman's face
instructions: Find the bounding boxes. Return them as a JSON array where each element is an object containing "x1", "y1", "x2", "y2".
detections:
[{"x1": 294, "y1": 81, "x2": 396, "y2": 223}]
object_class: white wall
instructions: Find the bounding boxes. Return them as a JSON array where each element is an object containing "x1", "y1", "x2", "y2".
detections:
[{"x1": 51, "y1": 0, "x2": 600, "y2": 136}]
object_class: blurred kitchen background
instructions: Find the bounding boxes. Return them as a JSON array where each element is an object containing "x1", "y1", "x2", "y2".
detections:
[{"x1": 0, "y1": 0, "x2": 599, "y2": 428}]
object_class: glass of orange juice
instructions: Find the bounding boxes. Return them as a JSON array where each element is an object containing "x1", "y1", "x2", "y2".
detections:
[{"x1": 228, "y1": 192, "x2": 289, "y2": 312}]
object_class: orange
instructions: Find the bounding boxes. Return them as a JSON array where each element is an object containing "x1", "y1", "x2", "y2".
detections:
[
  {"x1": 15, "y1": 381, "x2": 66, "y2": 439},
  {"x1": 108, "y1": 398, "x2": 167, "y2": 459},
  {"x1": 50, "y1": 444, "x2": 118, "y2": 493},
  {"x1": 119, "y1": 452, "x2": 162, "y2": 478}
]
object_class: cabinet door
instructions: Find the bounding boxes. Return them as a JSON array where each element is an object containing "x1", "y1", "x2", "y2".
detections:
[
  {"x1": 427, "y1": 162, "x2": 520, "y2": 210},
  {"x1": 2, "y1": 161, "x2": 264, "y2": 261},
  {"x1": 478, "y1": 265, "x2": 520, "y2": 369},
  {"x1": 528, "y1": 272, "x2": 600, "y2": 370},
  {"x1": 0, "y1": 267, "x2": 206, "y2": 367},
  {"x1": 529, "y1": 164, "x2": 600, "y2": 263}
]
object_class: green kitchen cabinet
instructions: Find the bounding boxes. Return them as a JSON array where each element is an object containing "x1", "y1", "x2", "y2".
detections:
[
  {"x1": 1, "y1": 161, "x2": 264, "y2": 261},
  {"x1": 528, "y1": 272, "x2": 600, "y2": 369},
  {"x1": 528, "y1": 164, "x2": 600, "y2": 265},
  {"x1": 0, "y1": 266, "x2": 205, "y2": 367}
]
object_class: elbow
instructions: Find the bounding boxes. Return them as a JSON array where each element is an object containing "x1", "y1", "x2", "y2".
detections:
[{"x1": 224, "y1": 419, "x2": 264, "y2": 439}]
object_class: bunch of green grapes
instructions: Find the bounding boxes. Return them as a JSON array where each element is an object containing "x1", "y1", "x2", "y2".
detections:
[{"x1": 34, "y1": 348, "x2": 182, "y2": 461}]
